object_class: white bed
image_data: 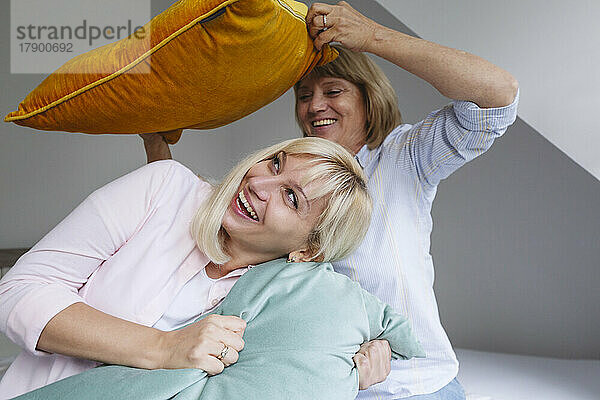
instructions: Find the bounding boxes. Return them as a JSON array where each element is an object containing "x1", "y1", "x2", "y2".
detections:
[
  {"x1": 1, "y1": 344, "x2": 599, "y2": 399},
  {"x1": 457, "y1": 348, "x2": 600, "y2": 400}
]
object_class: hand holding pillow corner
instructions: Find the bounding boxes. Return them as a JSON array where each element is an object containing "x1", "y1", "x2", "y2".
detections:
[{"x1": 306, "y1": 1, "x2": 383, "y2": 52}]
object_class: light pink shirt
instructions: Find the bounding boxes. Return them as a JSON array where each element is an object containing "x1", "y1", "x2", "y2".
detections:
[{"x1": 0, "y1": 160, "x2": 245, "y2": 399}]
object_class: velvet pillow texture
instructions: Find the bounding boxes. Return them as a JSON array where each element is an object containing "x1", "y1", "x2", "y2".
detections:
[{"x1": 5, "y1": 0, "x2": 337, "y2": 144}]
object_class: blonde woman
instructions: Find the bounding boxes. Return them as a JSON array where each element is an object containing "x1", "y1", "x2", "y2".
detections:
[{"x1": 0, "y1": 138, "x2": 378, "y2": 399}]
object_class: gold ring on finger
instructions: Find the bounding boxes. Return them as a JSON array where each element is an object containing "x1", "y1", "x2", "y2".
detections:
[{"x1": 217, "y1": 344, "x2": 229, "y2": 361}]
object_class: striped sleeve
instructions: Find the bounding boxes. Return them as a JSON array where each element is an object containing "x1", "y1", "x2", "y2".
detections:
[{"x1": 400, "y1": 90, "x2": 519, "y2": 187}]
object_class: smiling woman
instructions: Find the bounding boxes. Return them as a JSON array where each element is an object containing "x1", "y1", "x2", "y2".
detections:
[
  {"x1": 0, "y1": 137, "x2": 378, "y2": 399},
  {"x1": 193, "y1": 137, "x2": 372, "y2": 267},
  {"x1": 294, "y1": 45, "x2": 402, "y2": 154}
]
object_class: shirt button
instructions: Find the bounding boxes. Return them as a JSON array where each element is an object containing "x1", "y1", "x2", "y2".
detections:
[{"x1": 211, "y1": 299, "x2": 219, "y2": 307}]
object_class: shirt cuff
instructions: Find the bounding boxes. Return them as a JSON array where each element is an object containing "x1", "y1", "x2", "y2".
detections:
[
  {"x1": 452, "y1": 88, "x2": 520, "y2": 132},
  {"x1": 6, "y1": 284, "x2": 85, "y2": 356}
]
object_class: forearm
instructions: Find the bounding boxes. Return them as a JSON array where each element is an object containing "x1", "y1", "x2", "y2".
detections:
[
  {"x1": 308, "y1": 2, "x2": 518, "y2": 107},
  {"x1": 367, "y1": 27, "x2": 518, "y2": 108},
  {"x1": 140, "y1": 133, "x2": 173, "y2": 163},
  {"x1": 37, "y1": 302, "x2": 166, "y2": 369}
]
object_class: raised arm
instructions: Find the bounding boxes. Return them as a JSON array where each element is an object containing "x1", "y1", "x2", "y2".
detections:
[
  {"x1": 307, "y1": 1, "x2": 518, "y2": 108},
  {"x1": 139, "y1": 132, "x2": 173, "y2": 164}
]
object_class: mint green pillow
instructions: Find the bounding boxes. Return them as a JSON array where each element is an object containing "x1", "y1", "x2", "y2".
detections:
[{"x1": 17, "y1": 259, "x2": 424, "y2": 400}]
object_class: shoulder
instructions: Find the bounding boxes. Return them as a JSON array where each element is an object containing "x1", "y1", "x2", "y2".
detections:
[
  {"x1": 104, "y1": 160, "x2": 190, "y2": 187},
  {"x1": 146, "y1": 161, "x2": 214, "y2": 205},
  {"x1": 381, "y1": 123, "x2": 415, "y2": 147},
  {"x1": 135, "y1": 160, "x2": 210, "y2": 191},
  {"x1": 371, "y1": 123, "x2": 415, "y2": 160},
  {"x1": 141, "y1": 159, "x2": 196, "y2": 181},
  {"x1": 89, "y1": 160, "x2": 212, "y2": 207}
]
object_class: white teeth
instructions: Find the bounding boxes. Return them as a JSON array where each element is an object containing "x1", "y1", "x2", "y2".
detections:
[
  {"x1": 238, "y1": 191, "x2": 258, "y2": 221},
  {"x1": 312, "y1": 118, "x2": 336, "y2": 127}
]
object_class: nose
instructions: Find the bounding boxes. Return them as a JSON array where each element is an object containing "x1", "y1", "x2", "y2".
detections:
[
  {"x1": 307, "y1": 92, "x2": 328, "y2": 114},
  {"x1": 247, "y1": 175, "x2": 277, "y2": 203}
]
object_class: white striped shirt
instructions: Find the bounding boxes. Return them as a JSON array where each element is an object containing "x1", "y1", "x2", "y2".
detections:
[{"x1": 334, "y1": 92, "x2": 519, "y2": 399}]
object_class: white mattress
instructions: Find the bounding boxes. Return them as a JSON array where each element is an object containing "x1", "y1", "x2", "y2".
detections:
[
  {"x1": 2, "y1": 349, "x2": 598, "y2": 399},
  {"x1": 457, "y1": 348, "x2": 600, "y2": 400}
]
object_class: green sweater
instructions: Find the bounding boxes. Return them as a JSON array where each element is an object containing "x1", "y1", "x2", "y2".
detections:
[{"x1": 16, "y1": 259, "x2": 424, "y2": 400}]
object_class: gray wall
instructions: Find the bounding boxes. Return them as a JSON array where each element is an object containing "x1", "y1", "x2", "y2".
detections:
[
  {"x1": 346, "y1": 0, "x2": 600, "y2": 359},
  {"x1": 433, "y1": 118, "x2": 600, "y2": 359},
  {"x1": 1, "y1": 0, "x2": 598, "y2": 359}
]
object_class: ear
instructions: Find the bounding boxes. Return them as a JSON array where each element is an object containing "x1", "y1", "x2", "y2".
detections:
[{"x1": 288, "y1": 248, "x2": 323, "y2": 263}]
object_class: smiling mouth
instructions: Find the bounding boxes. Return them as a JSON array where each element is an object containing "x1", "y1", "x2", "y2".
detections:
[
  {"x1": 236, "y1": 190, "x2": 259, "y2": 221},
  {"x1": 311, "y1": 118, "x2": 337, "y2": 128}
]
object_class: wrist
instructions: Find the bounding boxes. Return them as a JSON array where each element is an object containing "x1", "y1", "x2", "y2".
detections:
[
  {"x1": 138, "y1": 328, "x2": 169, "y2": 369},
  {"x1": 142, "y1": 136, "x2": 172, "y2": 163},
  {"x1": 365, "y1": 25, "x2": 400, "y2": 56}
]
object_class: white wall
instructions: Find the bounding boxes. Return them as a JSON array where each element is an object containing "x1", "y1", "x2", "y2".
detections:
[{"x1": 377, "y1": 0, "x2": 600, "y2": 180}]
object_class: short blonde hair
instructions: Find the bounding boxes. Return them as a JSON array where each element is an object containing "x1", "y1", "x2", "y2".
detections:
[
  {"x1": 191, "y1": 137, "x2": 372, "y2": 264},
  {"x1": 294, "y1": 45, "x2": 402, "y2": 149}
]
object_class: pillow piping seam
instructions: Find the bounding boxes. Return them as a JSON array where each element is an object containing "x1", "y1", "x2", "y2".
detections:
[
  {"x1": 5, "y1": 0, "x2": 242, "y2": 123},
  {"x1": 275, "y1": 0, "x2": 305, "y2": 20}
]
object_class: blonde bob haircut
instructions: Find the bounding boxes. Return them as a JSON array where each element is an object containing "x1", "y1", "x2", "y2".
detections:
[
  {"x1": 191, "y1": 137, "x2": 372, "y2": 264},
  {"x1": 294, "y1": 45, "x2": 402, "y2": 150}
]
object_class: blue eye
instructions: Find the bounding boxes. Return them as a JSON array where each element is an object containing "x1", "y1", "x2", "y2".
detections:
[{"x1": 286, "y1": 188, "x2": 298, "y2": 209}]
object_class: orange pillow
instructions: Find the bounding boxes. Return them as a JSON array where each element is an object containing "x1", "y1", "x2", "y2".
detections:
[{"x1": 5, "y1": 0, "x2": 337, "y2": 144}]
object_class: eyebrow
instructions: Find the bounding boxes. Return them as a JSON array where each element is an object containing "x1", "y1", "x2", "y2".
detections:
[
  {"x1": 302, "y1": 78, "x2": 345, "y2": 87},
  {"x1": 321, "y1": 78, "x2": 345, "y2": 85}
]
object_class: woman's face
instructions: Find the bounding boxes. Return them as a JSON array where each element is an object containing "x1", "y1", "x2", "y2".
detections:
[
  {"x1": 221, "y1": 152, "x2": 327, "y2": 263},
  {"x1": 296, "y1": 76, "x2": 367, "y2": 154}
]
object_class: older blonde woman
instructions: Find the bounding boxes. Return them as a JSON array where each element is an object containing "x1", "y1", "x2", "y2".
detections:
[
  {"x1": 0, "y1": 137, "x2": 375, "y2": 399},
  {"x1": 296, "y1": 4, "x2": 519, "y2": 399}
]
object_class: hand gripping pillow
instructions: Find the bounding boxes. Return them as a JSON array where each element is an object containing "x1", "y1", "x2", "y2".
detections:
[{"x1": 4, "y1": 0, "x2": 337, "y2": 144}]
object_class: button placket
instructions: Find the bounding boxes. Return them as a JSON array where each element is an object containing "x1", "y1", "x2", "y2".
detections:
[{"x1": 207, "y1": 281, "x2": 220, "y2": 307}]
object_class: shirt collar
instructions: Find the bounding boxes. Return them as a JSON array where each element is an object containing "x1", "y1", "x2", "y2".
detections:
[
  {"x1": 214, "y1": 266, "x2": 250, "y2": 281},
  {"x1": 354, "y1": 143, "x2": 370, "y2": 169},
  {"x1": 354, "y1": 142, "x2": 384, "y2": 179}
]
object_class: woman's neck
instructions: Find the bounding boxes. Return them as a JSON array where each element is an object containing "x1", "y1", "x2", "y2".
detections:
[
  {"x1": 204, "y1": 255, "x2": 266, "y2": 279},
  {"x1": 205, "y1": 261, "x2": 238, "y2": 279},
  {"x1": 208, "y1": 239, "x2": 282, "y2": 279}
]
